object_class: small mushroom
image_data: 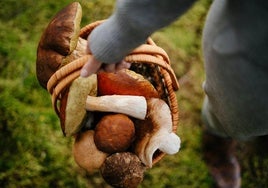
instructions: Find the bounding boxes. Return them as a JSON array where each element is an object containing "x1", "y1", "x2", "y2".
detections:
[
  {"x1": 73, "y1": 130, "x2": 109, "y2": 173},
  {"x1": 94, "y1": 114, "x2": 135, "y2": 153},
  {"x1": 100, "y1": 152, "x2": 146, "y2": 188},
  {"x1": 36, "y1": 2, "x2": 87, "y2": 89},
  {"x1": 97, "y1": 69, "x2": 159, "y2": 98},
  {"x1": 86, "y1": 95, "x2": 147, "y2": 120},
  {"x1": 134, "y1": 98, "x2": 181, "y2": 167}
]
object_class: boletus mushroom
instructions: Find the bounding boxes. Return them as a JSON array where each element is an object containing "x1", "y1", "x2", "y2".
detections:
[
  {"x1": 36, "y1": 2, "x2": 88, "y2": 89},
  {"x1": 97, "y1": 69, "x2": 159, "y2": 98},
  {"x1": 100, "y1": 152, "x2": 146, "y2": 188},
  {"x1": 36, "y1": 2, "x2": 100, "y2": 136},
  {"x1": 94, "y1": 114, "x2": 135, "y2": 153},
  {"x1": 134, "y1": 98, "x2": 181, "y2": 167},
  {"x1": 61, "y1": 75, "x2": 97, "y2": 136},
  {"x1": 73, "y1": 130, "x2": 108, "y2": 173}
]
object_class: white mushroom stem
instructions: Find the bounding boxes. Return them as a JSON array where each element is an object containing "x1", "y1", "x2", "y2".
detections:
[
  {"x1": 86, "y1": 95, "x2": 147, "y2": 120},
  {"x1": 139, "y1": 98, "x2": 181, "y2": 168}
]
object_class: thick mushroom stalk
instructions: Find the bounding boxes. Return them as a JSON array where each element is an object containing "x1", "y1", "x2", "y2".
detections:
[
  {"x1": 134, "y1": 98, "x2": 181, "y2": 168},
  {"x1": 86, "y1": 95, "x2": 147, "y2": 120}
]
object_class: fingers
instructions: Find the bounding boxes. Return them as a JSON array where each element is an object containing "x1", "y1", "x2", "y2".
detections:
[
  {"x1": 80, "y1": 56, "x2": 131, "y2": 78},
  {"x1": 115, "y1": 61, "x2": 131, "y2": 71},
  {"x1": 103, "y1": 64, "x2": 116, "y2": 72},
  {"x1": 103, "y1": 61, "x2": 131, "y2": 73},
  {"x1": 80, "y1": 56, "x2": 102, "y2": 77}
]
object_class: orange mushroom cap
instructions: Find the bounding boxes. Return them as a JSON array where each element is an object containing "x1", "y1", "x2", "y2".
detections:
[{"x1": 97, "y1": 69, "x2": 159, "y2": 98}]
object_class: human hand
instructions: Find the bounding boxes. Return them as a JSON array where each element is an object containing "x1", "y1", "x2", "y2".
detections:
[{"x1": 80, "y1": 56, "x2": 131, "y2": 77}]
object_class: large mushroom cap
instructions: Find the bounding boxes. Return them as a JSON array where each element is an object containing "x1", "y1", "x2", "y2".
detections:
[{"x1": 36, "y1": 2, "x2": 82, "y2": 88}]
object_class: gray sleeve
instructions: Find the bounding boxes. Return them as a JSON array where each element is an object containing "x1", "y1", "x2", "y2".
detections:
[{"x1": 88, "y1": 0, "x2": 196, "y2": 63}]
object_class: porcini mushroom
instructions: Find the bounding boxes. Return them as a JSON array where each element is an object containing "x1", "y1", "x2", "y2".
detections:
[
  {"x1": 94, "y1": 114, "x2": 135, "y2": 153},
  {"x1": 62, "y1": 75, "x2": 97, "y2": 136},
  {"x1": 73, "y1": 130, "x2": 109, "y2": 173},
  {"x1": 86, "y1": 95, "x2": 147, "y2": 120},
  {"x1": 36, "y1": 2, "x2": 87, "y2": 89},
  {"x1": 97, "y1": 69, "x2": 159, "y2": 98},
  {"x1": 134, "y1": 98, "x2": 181, "y2": 167},
  {"x1": 36, "y1": 2, "x2": 99, "y2": 136},
  {"x1": 100, "y1": 152, "x2": 146, "y2": 188}
]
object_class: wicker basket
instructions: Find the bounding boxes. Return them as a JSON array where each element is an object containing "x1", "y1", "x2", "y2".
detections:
[{"x1": 47, "y1": 20, "x2": 179, "y2": 165}]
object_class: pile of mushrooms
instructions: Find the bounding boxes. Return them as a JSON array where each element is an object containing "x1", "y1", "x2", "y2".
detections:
[{"x1": 36, "y1": 2, "x2": 181, "y2": 188}]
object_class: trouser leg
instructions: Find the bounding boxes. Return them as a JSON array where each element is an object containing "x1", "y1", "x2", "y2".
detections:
[
  {"x1": 202, "y1": 130, "x2": 241, "y2": 188},
  {"x1": 202, "y1": 98, "x2": 241, "y2": 188}
]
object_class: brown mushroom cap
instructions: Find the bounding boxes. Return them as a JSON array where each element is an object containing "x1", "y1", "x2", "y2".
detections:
[
  {"x1": 100, "y1": 152, "x2": 146, "y2": 188},
  {"x1": 73, "y1": 130, "x2": 108, "y2": 173},
  {"x1": 36, "y1": 2, "x2": 82, "y2": 88},
  {"x1": 94, "y1": 114, "x2": 135, "y2": 153},
  {"x1": 97, "y1": 69, "x2": 159, "y2": 98}
]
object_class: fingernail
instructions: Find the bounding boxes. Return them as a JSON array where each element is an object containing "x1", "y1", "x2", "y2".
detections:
[{"x1": 80, "y1": 69, "x2": 89, "y2": 77}]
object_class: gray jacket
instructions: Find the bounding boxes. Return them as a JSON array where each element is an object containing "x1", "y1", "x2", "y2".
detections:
[{"x1": 88, "y1": 0, "x2": 196, "y2": 63}]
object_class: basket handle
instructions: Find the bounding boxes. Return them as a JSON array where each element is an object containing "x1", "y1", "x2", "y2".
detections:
[
  {"x1": 47, "y1": 55, "x2": 90, "y2": 116},
  {"x1": 125, "y1": 44, "x2": 179, "y2": 91}
]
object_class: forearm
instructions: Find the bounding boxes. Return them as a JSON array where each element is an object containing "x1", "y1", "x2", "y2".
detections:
[{"x1": 89, "y1": 0, "x2": 196, "y2": 63}]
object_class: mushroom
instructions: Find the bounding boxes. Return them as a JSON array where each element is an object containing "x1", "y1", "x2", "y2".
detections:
[
  {"x1": 73, "y1": 130, "x2": 109, "y2": 173},
  {"x1": 35, "y1": 2, "x2": 101, "y2": 136},
  {"x1": 36, "y1": 2, "x2": 87, "y2": 89},
  {"x1": 61, "y1": 75, "x2": 97, "y2": 136},
  {"x1": 133, "y1": 98, "x2": 181, "y2": 168},
  {"x1": 86, "y1": 95, "x2": 147, "y2": 120},
  {"x1": 97, "y1": 69, "x2": 159, "y2": 98},
  {"x1": 100, "y1": 152, "x2": 146, "y2": 188},
  {"x1": 94, "y1": 114, "x2": 135, "y2": 153}
]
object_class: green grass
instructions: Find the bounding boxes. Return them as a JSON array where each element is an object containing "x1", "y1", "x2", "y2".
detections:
[{"x1": 0, "y1": 0, "x2": 267, "y2": 187}]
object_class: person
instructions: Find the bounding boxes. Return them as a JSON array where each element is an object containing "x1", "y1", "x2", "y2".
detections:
[{"x1": 80, "y1": 0, "x2": 268, "y2": 187}]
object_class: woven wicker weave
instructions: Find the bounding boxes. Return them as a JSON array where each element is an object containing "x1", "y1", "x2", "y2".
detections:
[{"x1": 47, "y1": 20, "x2": 179, "y2": 165}]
